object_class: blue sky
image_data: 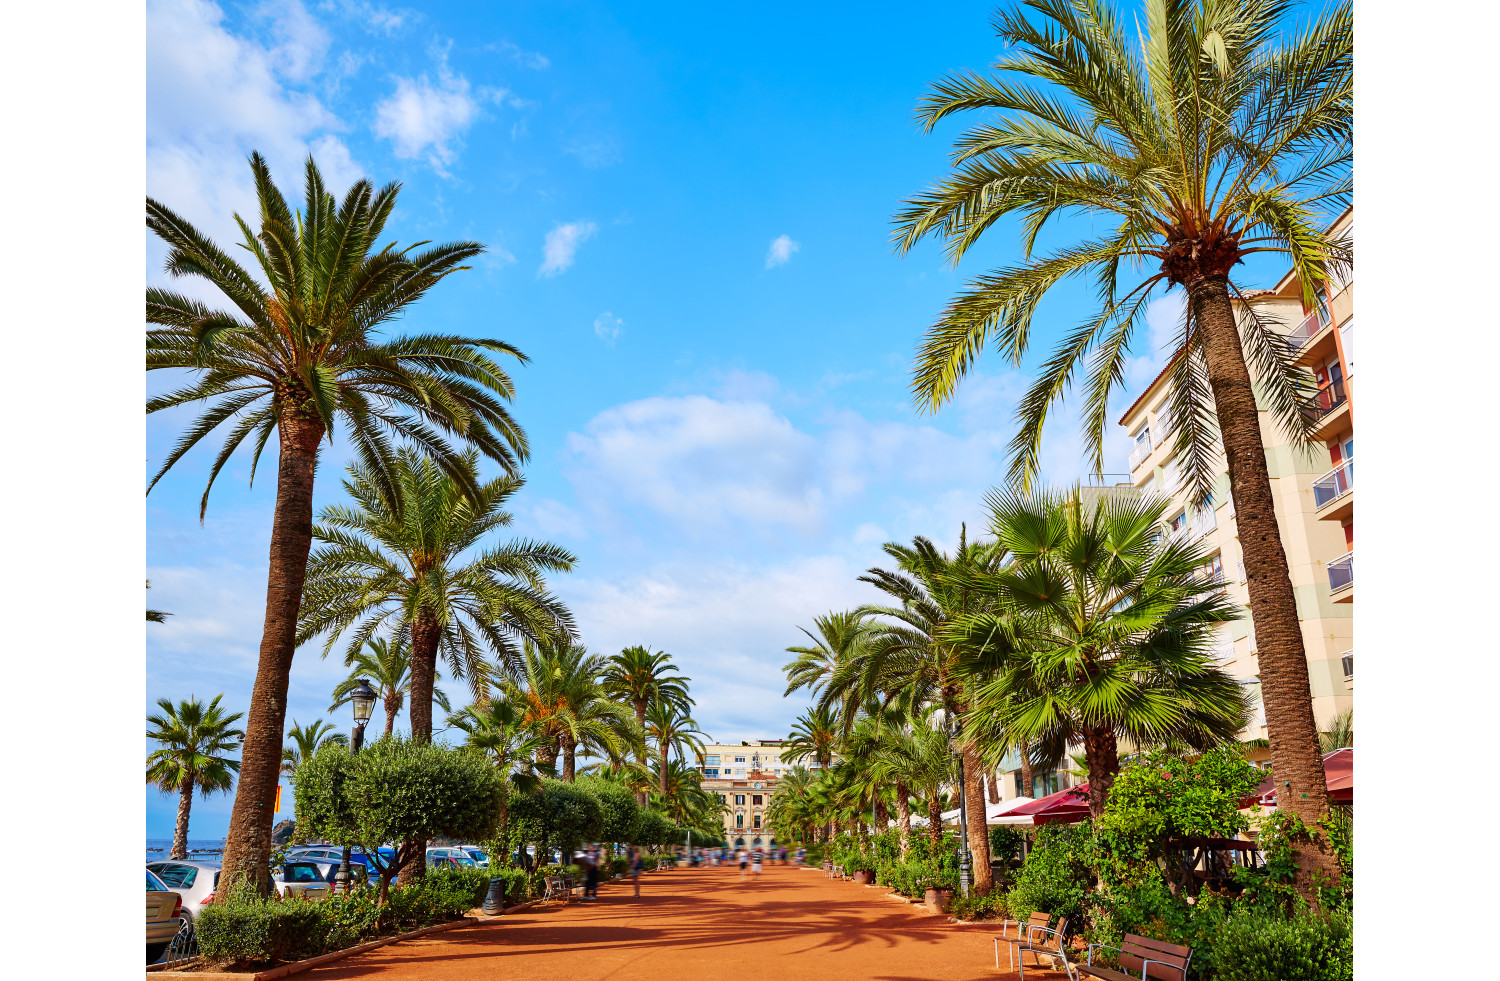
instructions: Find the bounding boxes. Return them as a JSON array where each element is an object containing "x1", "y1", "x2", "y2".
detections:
[{"x1": 145, "y1": 0, "x2": 1291, "y2": 838}]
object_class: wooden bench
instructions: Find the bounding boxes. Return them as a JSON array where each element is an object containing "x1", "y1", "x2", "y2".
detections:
[
  {"x1": 995, "y1": 912, "x2": 1073, "y2": 979},
  {"x1": 1079, "y1": 934, "x2": 1193, "y2": 981}
]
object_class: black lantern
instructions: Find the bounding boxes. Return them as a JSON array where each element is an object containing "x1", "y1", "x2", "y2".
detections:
[{"x1": 349, "y1": 678, "x2": 377, "y2": 726}]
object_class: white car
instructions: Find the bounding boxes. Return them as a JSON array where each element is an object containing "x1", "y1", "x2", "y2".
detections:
[
  {"x1": 147, "y1": 860, "x2": 220, "y2": 942},
  {"x1": 454, "y1": 845, "x2": 491, "y2": 868},
  {"x1": 276, "y1": 861, "x2": 332, "y2": 900},
  {"x1": 425, "y1": 846, "x2": 478, "y2": 870}
]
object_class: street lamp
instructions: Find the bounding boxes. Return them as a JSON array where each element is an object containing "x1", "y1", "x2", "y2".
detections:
[
  {"x1": 948, "y1": 715, "x2": 973, "y2": 898},
  {"x1": 334, "y1": 678, "x2": 378, "y2": 895}
]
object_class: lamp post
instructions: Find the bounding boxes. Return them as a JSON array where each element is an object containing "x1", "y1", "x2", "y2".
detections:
[
  {"x1": 334, "y1": 678, "x2": 377, "y2": 895},
  {"x1": 948, "y1": 715, "x2": 973, "y2": 898}
]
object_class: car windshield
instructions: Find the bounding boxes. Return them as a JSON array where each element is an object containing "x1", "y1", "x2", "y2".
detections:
[
  {"x1": 284, "y1": 864, "x2": 322, "y2": 883},
  {"x1": 465, "y1": 850, "x2": 488, "y2": 862},
  {"x1": 456, "y1": 857, "x2": 476, "y2": 867}
]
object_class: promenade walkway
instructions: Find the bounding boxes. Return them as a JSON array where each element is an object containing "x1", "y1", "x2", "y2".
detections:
[{"x1": 302, "y1": 864, "x2": 1061, "y2": 980}]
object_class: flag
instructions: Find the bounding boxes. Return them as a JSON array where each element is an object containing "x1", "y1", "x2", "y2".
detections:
[{"x1": 274, "y1": 784, "x2": 282, "y2": 813}]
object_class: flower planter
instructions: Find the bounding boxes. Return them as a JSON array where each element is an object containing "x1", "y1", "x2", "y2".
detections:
[
  {"x1": 851, "y1": 870, "x2": 873, "y2": 885},
  {"x1": 924, "y1": 886, "x2": 954, "y2": 913}
]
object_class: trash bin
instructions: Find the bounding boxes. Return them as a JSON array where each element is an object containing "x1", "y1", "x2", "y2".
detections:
[{"x1": 483, "y1": 878, "x2": 506, "y2": 915}]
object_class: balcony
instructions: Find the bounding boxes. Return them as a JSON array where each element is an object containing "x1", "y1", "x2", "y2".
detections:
[
  {"x1": 1311, "y1": 460, "x2": 1353, "y2": 521},
  {"x1": 1299, "y1": 379, "x2": 1349, "y2": 440},
  {"x1": 1285, "y1": 310, "x2": 1327, "y2": 348},
  {"x1": 1128, "y1": 432, "x2": 1153, "y2": 471},
  {"x1": 1327, "y1": 551, "x2": 1353, "y2": 601}
]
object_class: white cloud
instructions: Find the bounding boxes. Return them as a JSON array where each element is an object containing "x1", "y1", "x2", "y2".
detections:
[
  {"x1": 323, "y1": 0, "x2": 410, "y2": 35},
  {"x1": 493, "y1": 39, "x2": 551, "y2": 70},
  {"x1": 593, "y1": 311, "x2": 624, "y2": 346},
  {"x1": 852, "y1": 522, "x2": 888, "y2": 546},
  {"x1": 539, "y1": 221, "x2": 597, "y2": 277},
  {"x1": 765, "y1": 233, "x2": 800, "y2": 269},
  {"x1": 372, "y1": 71, "x2": 478, "y2": 171}
]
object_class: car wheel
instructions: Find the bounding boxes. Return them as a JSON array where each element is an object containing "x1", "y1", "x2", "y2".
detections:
[
  {"x1": 147, "y1": 943, "x2": 169, "y2": 963},
  {"x1": 175, "y1": 909, "x2": 196, "y2": 943}
]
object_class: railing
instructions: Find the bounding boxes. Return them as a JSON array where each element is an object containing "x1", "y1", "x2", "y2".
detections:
[
  {"x1": 1340, "y1": 651, "x2": 1353, "y2": 678},
  {"x1": 1284, "y1": 309, "x2": 1327, "y2": 348},
  {"x1": 1312, "y1": 460, "x2": 1353, "y2": 508},
  {"x1": 1299, "y1": 378, "x2": 1347, "y2": 422},
  {"x1": 1083, "y1": 472, "x2": 1132, "y2": 486},
  {"x1": 1327, "y1": 552, "x2": 1353, "y2": 592},
  {"x1": 1128, "y1": 432, "x2": 1153, "y2": 470}
]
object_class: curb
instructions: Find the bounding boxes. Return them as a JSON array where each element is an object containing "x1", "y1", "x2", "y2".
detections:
[{"x1": 146, "y1": 915, "x2": 483, "y2": 980}]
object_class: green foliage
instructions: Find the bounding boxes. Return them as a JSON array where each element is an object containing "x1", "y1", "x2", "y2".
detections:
[
  {"x1": 610, "y1": 856, "x2": 629, "y2": 877},
  {"x1": 878, "y1": 855, "x2": 957, "y2": 897},
  {"x1": 1007, "y1": 822, "x2": 1094, "y2": 931},
  {"x1": 506, "y1": 779, "x2": 604, "y2": 854},
  {"x1": 631, "y1": 808, "x2": 676, "y2": 848},
  {"x1": 196, "y1": 882, "x2": 325, "y2": 966},
  {"x1": 948, "y1": 891, "x2": 1008, "y2": 921},
  {"x1": 294, "y1": 737, "x2": 502, "y2": 885},
  {"x1": 488, "y1": 866, "x2": 530, "y2": 904},
  {"x1": 988, "y1": 826, "x2": 1025, "y2": 874},
  {"x1": 577, "y1": 776, "x2": 641, "y2": 843},
  {"x1": 1203, "y1": 909, "x2": 1353, "y2": 981}
]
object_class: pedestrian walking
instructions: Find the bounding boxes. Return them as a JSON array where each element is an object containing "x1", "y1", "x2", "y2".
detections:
[
  {"x1": 795, "y1": 846, "x2": 806, "y2": 865},
  {"x1": 628, "y1": 846, "x2": 644, "y2": 899},
  {"x1": 583, "y1": 846, "x2": 601, "y2": 900},
  {"x1": 751, "y1": 845, "x2": 764, "y2": 878},
  {"x1": 737, "y1": 847, "x2": 749, "y2": 881}
]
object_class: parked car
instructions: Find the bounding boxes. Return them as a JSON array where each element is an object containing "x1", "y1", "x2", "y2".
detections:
[
  {"x1": 275, "y1": 861, "x2": 332, "y2": 900},
  {"x1": 454, "y1": 845, "x2": 491, "y2": 868},
  {"x1": 146, "y1": 868, "x2": 184, "y2": 964},
  {"x1": 147, "y1": 860, "x2": 220, "y2": 942},
  {"x1": 284, "y1": 847, "x2": 370, "y2": 886},
  {"x1": 425, "y1": 846, "x2": 477, "y2": 870}
]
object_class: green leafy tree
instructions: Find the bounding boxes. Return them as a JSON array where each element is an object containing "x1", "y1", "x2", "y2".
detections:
[
  {"x1": 299, "y1": 450, "x2": 576, "y2": 744},
  {"x1": 782, "y1": 705, "x2": 840, "y2": 769},
  {"x1": 601, "y1": 646, "x2": 692, "y2": 805},
  {"x1": 149, "y1": 153, "x2": 529, "y2": 890},
  {"x1": 146, "y1": 695, "x2": 245, "y2": 859},
  {"x1": 293, "y1": 736, "x2": 503, "y2": 902},
  {"x1": 576, "y1": 775, "x2": 642, "y2": 846},
  {"x1": 782, "y1": 610, "x2": 871, "y2": 699},
  {"x1": 503, "y1": 639, "x2": 635, "y2": 781},
  {"x1": 446, "y1": 696, "x2": 557, "y2": 865},
  {"x1": 506, "y1": 778, "x2": 605, "y2": 860},
  {"x1": 959, "y1": 489, "x2": 1250, "y2": 817},
  {"x1": 874, "y1": 709, "x2": 959, "y2": 854},
  {"x1": 328, "y1": 635, "x2": 450, "y2": 737},
  {"x1": 893, "y1": 0, "x2": 1350, "y2": 888}
]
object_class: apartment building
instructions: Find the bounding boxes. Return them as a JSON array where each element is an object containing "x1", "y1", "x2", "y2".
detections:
[
  {"x1": 1117, "y1": 207, "x2": 1354, "y2": 752},
  {"x1": 696, "y1": 739, "x2": 828, "y2": 847}
]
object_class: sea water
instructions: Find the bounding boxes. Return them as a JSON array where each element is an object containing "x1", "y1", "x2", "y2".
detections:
[{"x1": 146, "y1": 838, "x2": 227, "y2": 862}]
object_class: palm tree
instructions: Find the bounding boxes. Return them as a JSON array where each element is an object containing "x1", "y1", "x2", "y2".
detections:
[
  {"x1": 829, "y1": 532, "x2": 1003, "y2": 892},
  {"x1": 447, "y1": 696, "x2": 556, "y2": 864},
  {"x1": 782, "y1": 610, "x2": 871, "y2": 699},
  {"x1": 1319, "y1": 708, "x2": 1352, "y2": 752},
  {"x1": 299, "y1": 449, "x2": 577, "y2": 744},
  {"x1": 147, "y1": 695, "x2": 245, "y2": 860},
  {"x1": 765, "y1": 765, "x2": 817, "y2": 844},
  {"x1": 893, "y1": 0, "x2": 1350, "y2": 882},
  {"x1": 875, "y1": 710, "x2": 958, "y2": 855},
  {"x1": 956, "y1": 489, "x2": 1250, "y2": 818},
  {"x1": 504, "y1": 639, "x2": 635, "y2": 781},
  {"x1": 782, "y1": 706, "x2": 840, "y2": 769},
  {"x1": 601, "y1": 646, "x2": 692, "y2": 804},
  {"x1": 642, "y1": 700, "x2": 707, "y2": 799},
  {"x1": 149, "y1": 153, "x2": 531, "y2": 889},
  {"x1": 280, "y1": 719, "x2": 348, "y2": 781},
  {"x1": 146, "y1": 580, "x2": 170, "y2": 623},
  {"x1": 328, "y1": 635, "x2": 450, "y2": 737}
]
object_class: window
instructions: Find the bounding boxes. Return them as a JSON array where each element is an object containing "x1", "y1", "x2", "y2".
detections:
[
  {"x1": 1169, "y1": 510, "x2": 1188, "y2": 534},
  {"x1": 1195, "y1": 495, "x2": 1216, "y2": 533},
  {"x1": 1031, "y1": 771, "x2": 1062, "y2": 797},
  {"x1": 736, "y1": 813, "x2": 744, "y2": 827},
  {"x1": 753, "y1": 815, "x2": 762, "y2": 829},
  {"x1": 734, "y1": 756, "x2": 746, "y2": 763},
  {"x1": 752, "y1": 795, "x2": 763, "y2": 805},
  {"x1": 705, "y1": 755, "x2": 720, "y2": 765},
  {"x1": 735, "y1": 794, "x2": 745, "y2": 805},
  {"x1": 703, "y1": 768, "x2": 719, "y2": 778},
  {"x1": 1201, "y1": 553, "x2": 1223, "y2": 581}
]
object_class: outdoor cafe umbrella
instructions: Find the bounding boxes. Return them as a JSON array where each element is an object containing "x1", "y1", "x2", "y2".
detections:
[
  {"x1": 1006, "y1": 784, "x2": 1092, "y2": 826},
  {"x1": 1248, "y1": 748, "x2": 1352, "y2": 807}
]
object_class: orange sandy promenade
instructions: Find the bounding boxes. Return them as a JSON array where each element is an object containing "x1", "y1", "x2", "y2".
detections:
[{"x1": 302, "y1": 864, "x2": 1066, "y2": 981}]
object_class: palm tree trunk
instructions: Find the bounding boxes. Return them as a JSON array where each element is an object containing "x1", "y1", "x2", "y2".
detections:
[
  {"x1": 986, "y1": 770, "x2": 1000, "y2": 804},
  {"x1": 407, "y1": 609, "x2": 440, "y2": 743},
  {"x1": 895, "y1": 781, "x2": 912, "y2": 857},
  {"x1": 383, "y1": 695, "x2": 397, "y2": 737},
  {"x1": 1081, "y1": 725, "x2": 1120, "y2": 818},
  {"x1": 926, "y1": 796, "x2": 942, "y2": 852},
  {"x1": 634, "y1": 702, "x2": 649, "y2": 807},
  {"x1": 172, "y1": 774, "x2": 195, "y2": 860},
  {"x1": 1192, "y1": 274, "x2": 1339, "y2": 891},
  {"x1": 1020, "y1": 741, "x2": 1034, "y2": 799},
  {"x1": 962, "y1": 741, "x2": 993, "y2": 894},
  {"x1": 220, "y1": 415, "x2": 323, "y2": 895},
  {"x1": 562, "y1": 736, "x2": 576, "y2": 782},
  {"x1": 659, "y1": 745, "x2": 669, "y2": 798}
]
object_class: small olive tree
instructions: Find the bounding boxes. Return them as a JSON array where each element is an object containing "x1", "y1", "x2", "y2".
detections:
[
  {"x1": 295, "y1": 736, "x2": 502, "y2": 902},
  {"x1": 506, "y1": 779, "x2": 604, "y2": 864},
  {"x1": 576, "y1": 776, "x2": 640, "y2": 850},
  {"x1": 631, "y1": 809, "x2": 675, "y2": 852}
]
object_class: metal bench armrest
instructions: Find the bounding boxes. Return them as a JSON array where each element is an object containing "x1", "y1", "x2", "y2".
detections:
[
  {"x1": 1086, "y1": 942, "x2": 1123, "y2": 966},
  {"x1": 1138, "y1": 957, "x2": 1187, "y2": 981},
  {"x1": 1019, "y1": 926, "x2": 1067, "y2": 949}
]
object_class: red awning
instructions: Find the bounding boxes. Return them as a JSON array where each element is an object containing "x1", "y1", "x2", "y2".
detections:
[
  {"x1": 1008, "y1": 783, "x2": 1092, "y2": 825},
  {"x1": 1247, "y1": 748, "x2": 1352, "y2": 808}
]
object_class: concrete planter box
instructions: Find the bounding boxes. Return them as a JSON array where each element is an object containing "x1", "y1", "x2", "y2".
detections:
[{"x1": 924, "y1": 886, "x2": 955, "y2": 913}]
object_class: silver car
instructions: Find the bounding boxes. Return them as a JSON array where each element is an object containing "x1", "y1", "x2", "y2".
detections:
[
  {"x1": 147, "y1": 860, "x2": 220, "y2": 943},
  {"x1": 287, "y1": 846, "x2": 375, "y2": 884},
  {"x1": 146, "y1": 868, "x2": 183, "y2": 963},
  {"x1": 276, "y1": 861, "x2": 332, "y2": 900}
]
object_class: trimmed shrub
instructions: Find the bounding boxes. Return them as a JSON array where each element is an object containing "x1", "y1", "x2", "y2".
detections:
[
  {"x1": 507, "y1": 779, "x2": 605, "y2": 856},
  {"x1": 948, "y1": 892, "x2": 1008, "y2": 921},
  {"x1": 196, "y1": 883, "x2": 329, "y2": 966},
  {"x1": 576, "y1": 776, "x2": 641, "y2": 844},
  {"x1": 488, "y1": 866, "x2": 530, "y2": 903},
  {"x1": 1204, "y1": 910, "x2": 1353, "y2": 981}
]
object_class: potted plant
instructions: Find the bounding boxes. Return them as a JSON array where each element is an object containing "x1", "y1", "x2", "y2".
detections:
[
  {"x1": 846, "y1": 855, "x2": 876, "y2": 885},
  {"x1": 921, "y1": 874, "x2": 956, "y2": 912}
]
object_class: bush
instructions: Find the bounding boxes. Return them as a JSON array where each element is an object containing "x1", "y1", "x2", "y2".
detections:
[
  {"x1": 487, "y1": 866, "x2": 530, "y2": 904},
  {"x1": 1204, "y1": 910, "x2": 1352, "y2": 981},
  {"x1": 196, "y1": 882, "x2": 330, "y2": 966},
  {"x1": 948, "y1": 892, "x2": 1008, "y2": 921},
  {"x1": 576, "y1": 776, "x2": 641, "y2": 844},
  {"x1": 507, "y1": 780, "x2": 605, "y2": 856},
  {"x1": 610, "y1": 856, "x2": 629, "y2": 877},
  {"x1": 631, "y1": 809, "x2": 675, "y2": 849},
  {"x1": 1007, "y1": 822, "x2": 1094, "y2": 931}
]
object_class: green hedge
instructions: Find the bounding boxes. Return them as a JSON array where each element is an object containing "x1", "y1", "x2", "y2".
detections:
[{"x1": 1203, "y1": 910, "x2": 1353, "y2": 981}]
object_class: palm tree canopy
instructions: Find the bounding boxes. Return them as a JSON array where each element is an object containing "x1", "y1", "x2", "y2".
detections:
[
  {"x1": 280, "y1": 718, "x2": 348, "y2": 779},
  {"x1": 954, "y1": 488, "x2": 1250, "y2": 770},
  {"x1": 447, "y1": 696, "x2": 557, "y2": 790},
  {"x1": 894, "y1": 0, "x2": 1351, "y2": 494},
  {"x1": 503, "y1": 639, "x2": 637, "y2": 764},
  {"x1": 148, "y1": 151, "x2": 533, "y2": 518},
  {"x1": 298, "y1": 449, "x2": 577, "y2": 698},
  {"x1": 328, "y1": 635, "x2": 449, "y2": 721},
  {"x1": 782, "y1": 705, "x2": 841, "y2": 769},
  {"x1": 643, "y1": 700, "x2": 708, "y2": 767},
  {"x1": 601, "y1": 646, "x2": 693, "y2": 717},
  {"x1": 146, "y1": 694, "x2": 245, "y2": 797},
  {"x1": 782, "y1": 610, "x2": 872, "y2": 698}
]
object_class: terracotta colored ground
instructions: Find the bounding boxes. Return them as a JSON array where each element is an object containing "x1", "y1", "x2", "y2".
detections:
[{"x1": 300, "y1": 865, "x2": 1068, "y2": 981}]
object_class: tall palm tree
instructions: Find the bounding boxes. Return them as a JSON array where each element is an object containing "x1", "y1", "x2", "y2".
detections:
[
  {"x1": 601, "y1": 646, "x2": 693, "y2": 805},
  {"x1": 829, "y1": 532, "x2": 1004, "y2": 892},
  {"x1": 782, "y1": 610, "x2": 871, "y2": 699},
  {"x1": 782, "y1": 705, "x2": 841, "y2": 769},
  {"x1": 299, "y1": 449, "x2": 576, "y2": 744},
  {"x1": 893, "y1": 0, "x2": 1350, "y2": 883},
  {"x1": 956, "y1": 489, "x2": 1250, "y2": 817},
  {"x1": 147, "y1": 695, "x2": 245, "y2": 860},
  {"x1": 875, "y1": 709, "x2": 959, "y2": 855},
  {"x1": 149, "y1": 153, "x2": 531, "y2": 889},
  {"x1": 765, "y1": 765, "x2": 817, "y2": 844},
  {"x1": 504, "y1": 640, "x2": 634, "y2": 781},
  {"x1": 328, "y1": 635, "x2": 451, "y2": 737},
  {"x1": 279, "y1": 719, "x2": 348, "y2": 781},
  {"x1": 447, "y1": 696, "x2": 556, "y2": 864},
  {"x1": 642, "y1": 700, "x2": 707, "y2": 799}
]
